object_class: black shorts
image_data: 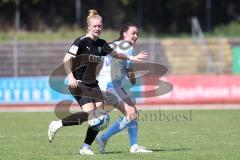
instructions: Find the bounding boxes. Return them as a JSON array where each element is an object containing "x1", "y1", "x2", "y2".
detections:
[{"x1": 69, "y1": 81, "x2": 104, "y2": 107}]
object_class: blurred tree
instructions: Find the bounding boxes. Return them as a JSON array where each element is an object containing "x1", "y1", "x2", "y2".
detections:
[
  {"x1": 165, "y1": 0, "x2": 201, "y2": 33},
  {"x1": 0, "y1": 0, "x2": 239, "y2": 33}
]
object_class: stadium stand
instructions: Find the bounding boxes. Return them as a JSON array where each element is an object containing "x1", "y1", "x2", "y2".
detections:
[
  {"x1": 161, "y1": 38, "x2": 232, "y2": 74},
  {"x1": 0, "y1": 39, "x2": 234, "y2": 76}
]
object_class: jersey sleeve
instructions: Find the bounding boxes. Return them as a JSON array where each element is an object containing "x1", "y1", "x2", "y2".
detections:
[
  {"x1": 126, "y1": 48, "x2": 136, "y2": 69},
  {"x1": 101, "y1": 40, "x2": 114, "y2": 56},
  {"x1": 67, "y1": 38, "x2": 82, "y2": 58}
]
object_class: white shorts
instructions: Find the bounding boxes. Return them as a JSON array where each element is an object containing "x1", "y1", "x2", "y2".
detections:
[{"x1": 98, "y1": 81, "x2": 135, "y2": 107}]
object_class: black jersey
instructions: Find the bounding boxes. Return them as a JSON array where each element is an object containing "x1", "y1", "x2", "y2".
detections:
[{"x1": 67, "y1": 36, "x2": 113, "y2": 84}]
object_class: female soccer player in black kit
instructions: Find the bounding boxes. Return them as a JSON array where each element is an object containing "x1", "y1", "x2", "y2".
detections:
[{"x1": 48, "y1": 9, "x2": 147, "y2": 155}]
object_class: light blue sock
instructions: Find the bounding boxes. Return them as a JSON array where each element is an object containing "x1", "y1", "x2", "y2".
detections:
[
  {"x1": 128, "y1": 120, "x2": 138, "y2": 146},
  {"x1": 101, "y1": 116, "x2": 131, "y2": 142}
]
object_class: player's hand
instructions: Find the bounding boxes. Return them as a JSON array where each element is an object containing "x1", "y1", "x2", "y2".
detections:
[
  {"x1": 131, "y1": 51, "x2": 148, "y2": 62},
  {"x1": 68, "y1": 75, "x2": 78, "y2": 88}
]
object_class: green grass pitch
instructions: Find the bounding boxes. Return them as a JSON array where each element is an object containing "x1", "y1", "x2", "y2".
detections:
[{"x1": 0, "y1": 109, "x2": 240, "y2": 160}]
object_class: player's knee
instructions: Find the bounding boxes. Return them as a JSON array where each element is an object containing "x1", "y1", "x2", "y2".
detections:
[
  {"x1": 127, "y1": 112, "x2": 137, "y2": 121},
  {"x1": 125, "y1": 105, "x2": 138, "y2": 121}
]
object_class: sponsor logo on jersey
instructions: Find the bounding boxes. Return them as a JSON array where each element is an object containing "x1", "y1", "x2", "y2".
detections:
[{"x1": 89, "y1": 55, "x2": 104, "y2": 62}]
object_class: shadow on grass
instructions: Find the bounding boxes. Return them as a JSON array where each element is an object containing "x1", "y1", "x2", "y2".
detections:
[
  {"x1": 101, "y1": 151, "x2": 125, "y2": 154},
  {"x1": 97, "y1": 148, "x2": 192, "y2": 155},
  {"x1": 151, "y1": 148, "x2": 192, "y2": 152},
  {"x1": 70, "y1": 151, "x2": 125, "y2": 155}
]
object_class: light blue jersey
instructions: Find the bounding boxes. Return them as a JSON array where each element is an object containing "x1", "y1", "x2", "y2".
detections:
[{"x1": 97, "y1": 40, "x2": 135, "y2": 90}]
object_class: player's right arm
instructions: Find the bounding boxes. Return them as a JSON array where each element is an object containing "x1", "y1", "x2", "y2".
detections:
[
  {"x1": 111, "y1": 50, "x2": 147, "y2": 62},
  {"x1": 63, "y1": 54, "x2": 78, "y2": 88},
  {"x1": 102, "y1": 40, "x2": 148, "y2": 62},
  {"x1": 64, "y1": 38, "x2": 82, "y2": 88}
]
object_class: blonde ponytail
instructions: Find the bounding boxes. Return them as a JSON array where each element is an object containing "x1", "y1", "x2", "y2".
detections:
[{"x1": 87, "y1": 9, "x2": 102, "y2": 25}]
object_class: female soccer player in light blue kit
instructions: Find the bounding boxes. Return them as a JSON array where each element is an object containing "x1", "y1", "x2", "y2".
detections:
[{"x1": 96, "y1": 23, "x2": 153, "y2": 153}]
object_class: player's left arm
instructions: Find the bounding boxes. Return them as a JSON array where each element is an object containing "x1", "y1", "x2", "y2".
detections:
[
  {"x1": 127, "y1": 69, "x2": 136, "y2": 85},
  {"x1": 126, "y1": 48, "x2": 136, "y2": 85}
]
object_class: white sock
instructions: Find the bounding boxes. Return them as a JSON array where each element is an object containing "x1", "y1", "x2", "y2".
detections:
[
  {"x1": 82, "y1": 143, "x2": 90, "y2": 149},
  {"x1": 51, "y1": 120, "x2": 63, "y2": 133},
  {"x1": 56, "y1": 120, "x2": 63, "y2": 129},
  {"x1": 130, "y1": 144, "x2": 139, "y2": 150}
]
